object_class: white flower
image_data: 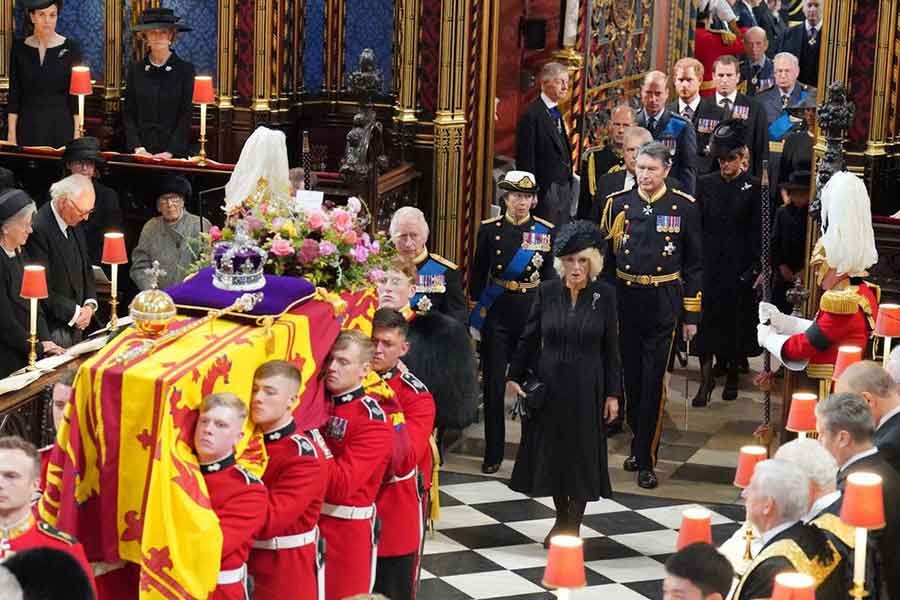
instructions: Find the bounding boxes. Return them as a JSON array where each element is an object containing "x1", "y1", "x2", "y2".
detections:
[{"x1": 347, "y1": 196, "x2": 362, "y2": 215}]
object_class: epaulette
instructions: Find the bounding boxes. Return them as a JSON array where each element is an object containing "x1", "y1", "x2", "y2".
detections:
[
  {"x1": 361, "y1": 396, "x2": 387, "y2": 422},
  {"x1": 291, "y1": 433, "x2": 319, "y2": 458},
  {"x1": 481, "y1": 215, "x2": 503, "y2": 225},
  {"x1": 235, "y1": 464, "x2": 263, "y2": 485},
  {"x1": 400, "y1": 370, "x2": 429, "y2": 394},
  {"x1": 532, "y1": 216, "x2": 554, "y2": 228},
  {"x1": 819, "y1": 289, "x2": 860, "y2": 315},
  {"x1": 606, "y1": 189, "x2": 630, "y2": 200},
  {"x1": 37, "y1": 521, "x2": 76, "y2": 545},
  {"x1": 671, "y1": 188, "x2": 696, "y2": 203},
  {"x1": 430, "y1": 254, "x2": 458, "y2": 270}
]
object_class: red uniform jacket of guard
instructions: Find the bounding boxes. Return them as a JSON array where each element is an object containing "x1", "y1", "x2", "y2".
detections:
[
  {"x1": 320, "y1": 385, "x2": 393, "y2": 600},
  {"x1": 248, "y1": 421, "x2": 331, "y2": 600},
  {"x1": 202, "y1": 455, "x2": 268, "y2": 600},
  {"x1": 782, "y1": 283, "x2": 878, "y2": 366},
  {"x1": 376, "y1": 367, "x2": 436, "y2": 557},
  {"x1": 694, "y1": 26, "x2": 746, "y2": 97},
  {"x1": 0, "y1": 515, "x2": 97, "y2": 595}
]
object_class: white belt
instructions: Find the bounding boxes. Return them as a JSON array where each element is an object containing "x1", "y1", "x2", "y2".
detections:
[
  {"x1": 217, "y1": 563, "x2": 247, "y2": 585},
  {"x1": 389, "y1": 468, "x2": 417, "y2": 484},
  {"x1": 321, "y1": 503, "x2": 375, "y2": 520},
  {"x1": 252, "y1": 526, "x2": 318, "y2": 550}
]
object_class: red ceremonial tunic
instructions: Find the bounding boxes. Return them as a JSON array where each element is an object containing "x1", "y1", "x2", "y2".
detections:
[
  {"x1": 782, "y1": 283, "x2": 878, "y2": 371},
  {"x1": 376, "y1": 367, "x2": 436, "y2": 558},
  {"x1": 201, "y1": 455, "x2": 268, "y2": 600},
  {"x1": 694, "y1": 26, "x2": 746, "y2": 97},
  {"x1": 248, "y1": 421, "x2": 331, "y2": 600},
  {"x1": 320, "y1": 385, "x2": 393, "y2": 600},
  {"x1": 0, "y1": 513, "x2": 97, "y2": 594}
]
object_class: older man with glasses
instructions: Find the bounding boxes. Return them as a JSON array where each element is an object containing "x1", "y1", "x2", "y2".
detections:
[{"x1": 25, "y1": 173, "x2": 97, "y2": 347}]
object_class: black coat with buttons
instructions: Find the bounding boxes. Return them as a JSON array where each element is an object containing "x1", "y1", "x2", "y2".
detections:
[
  {"x1": 468, "y1": 213, "x2": 557, "y2": 329},
  {"x1": 600, "y1": 185, "x2": 703, "y2": 325}
]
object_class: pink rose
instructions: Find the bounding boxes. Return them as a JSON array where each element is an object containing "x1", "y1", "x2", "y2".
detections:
[
  {"x1": 306, "y1": 209, "x2": 326, "y2": 231},
  {"x1": 369, "y1": 240, "x2": 380, "y2": 254},
  {"x1": 299, "y1": 238, "x2": 320, "y2": 264},
  {"x1": 270, "y1": 236, "x2": 294, "y2": 257},
  {"x1": 351, "y1": 244, "x2": 369, "y2": 263},
  {"x1": 332, "y1": 209, "x2": 353, "y2": 233},
  {"x1": 209, "y1": 226, "x2": 222, "y2": 242},
  {"x1": 259, "y1": 203, "x2": 269, "y2": 215},
  {"x1": 318, "y1": 240, "x2": 337, "y2": 256},
  {"x1": 341, "y1": 230, "x2": 358, "y2": 246},
  {"x1": 245, "y1": 216, "x2": 264, "y2": 232},
  {"x1": 367, "y1": 268, "x2": 385, "y2": 283}
]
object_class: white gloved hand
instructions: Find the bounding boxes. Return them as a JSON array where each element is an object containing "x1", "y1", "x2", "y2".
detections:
[
  {"x1": 757, "y1": 323, "x2": 772, "y2": 347},
  {"x1": 758, "y1": 301, "x2": 778, "y2": 324},
  {"x1": 758, "y1": 301, "x2": 792, "y2": 333}
]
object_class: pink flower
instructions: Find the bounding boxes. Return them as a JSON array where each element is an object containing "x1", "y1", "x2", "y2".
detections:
[
  {"x1": 270, "y1": 236, "x2": 294, "y2": 257},
  {"x1": 209, "y1": 226, "x2": 222, "y2": 242},
  {"x1": 318, "y1": 240, "x2": 338, "y2": 256},
  {"x1": 245, "y1": 216, "x2": 264, "y2": 232},
  {"x1": 271, "y1": 217, "x2": 285, "y2": 230},
  {"x1": 259, "y1": 203, "x2": 270, "y2": 215},
  {"x1": 367, "y1": 268, "x2": 385, "y2": 283},
  {"x1": 306, "y1": 209, "x2": 326, "y2": 231},
  {"x1": 332, "y1": 209, "x2": 353, "y2": 233},
  {"x1": 347, "y1": 196, "x2": 362, "y2": 215},
  {"x1": 341, "y1": 230, "x2": 359, "y2": 246},
  {"x1": 369, "y1": 240, "x2": 380, "y2": 254},
  {"x1": 299, "y1": 238, "x2": 320, "y2": 264},
  {"x1": 351, "y1": 244, "x2": 369, "y2": 263}
]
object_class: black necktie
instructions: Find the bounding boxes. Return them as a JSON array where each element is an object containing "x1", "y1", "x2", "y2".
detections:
[
  {"x1": 647, "y1": 116, "x2": 657, "y2": 132},
  {"x1": 720, "y1": 98, "x2": 732, "y2": 118},
  {"x1": 682, "y1": 106, "x2": 694, "y2": 121}
]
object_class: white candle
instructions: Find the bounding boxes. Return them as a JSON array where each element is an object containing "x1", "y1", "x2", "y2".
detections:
[
  {"x1": 200, "y1": 102, "x2": 207, "y2": 140},
  {"x1": 29, "y1": 298, "x2": 37, "y2": 335},
  {"x1": 884, "y1": 337, "x2": 892, "y2": 368},
  {"x1": 78, "y1": 94, "x2": 85, "y2": 134},
  {"x1": 854, "y1": 527, "x2": 867, "y2": 585},
  {"x1": 799, "y1": 431, "x2": 807, "y2": 439},
  {"x1": 111, "y1": 263, "x2": 118, "y2": 299},
  {"x1": 558, "y1": 588, "x2": 570, "y2": 600}
]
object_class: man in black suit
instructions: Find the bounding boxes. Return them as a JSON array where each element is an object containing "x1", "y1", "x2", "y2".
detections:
[
  {"x1": 516, "y1": 62, "x2": 574, "y2": 227},
  {"x1": 668, "y1": 57, "x2": 704, "y2": 129},
  {"x1": 778, "y1": 0, "x2": 823, "y2": 86},
  {"x1": 25, "y1": 174, "x2": 97, "y2": 347},
  {"x1": 817, "y1": 391, "x2": 900, "y2": 600},
  {"x1": 835, "y1": 361, "x2": 900, "y2": 474},
  {"x1": 694, "y1": 55, "x2": 768, "y2": 176},
  {"x1": 754, "y1": 0, "x2": 789, "y2": 56},
  {"x1": 636, "y1": 71, "x2": 697, "y2": 195}
]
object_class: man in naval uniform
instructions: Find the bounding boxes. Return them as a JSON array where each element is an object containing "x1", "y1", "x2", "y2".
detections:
[
  {"x1": 389, "y1": 206, "x2": 466, "y2": 323},
  {"x1": 577, "y1": 104, "x2": 636, "y2": 219},
  {"x1": 469, "y1": 170, "x2": 556, "y2": 474},
  {"x1": 600, "y1": 142, "x2": 702, "y2": 489},
  {"x1": 739, "y1": 27, "x2": 775, "y2": 96}
]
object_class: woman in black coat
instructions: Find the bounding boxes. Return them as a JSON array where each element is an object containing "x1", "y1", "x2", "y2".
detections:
[
  {"x1": 7, "y1": 0, "x2": 81, "y2": 148},
  {"x1": 0, "y1": 188, "x2": 64, "y2": 378},
  {"x1": 506, "y1": 221, "x2": 621, "y2": 546},
  {"x1": 123, "y1": 8, "x2": 195, "y2": 158},
  {"x1": 693, "y1": 120, "x2": 761, "y2": 406}
]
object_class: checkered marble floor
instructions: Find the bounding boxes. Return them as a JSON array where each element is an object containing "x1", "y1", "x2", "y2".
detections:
[{"x1": 420, "y1": 471, "x2": 744, "y2": 600}]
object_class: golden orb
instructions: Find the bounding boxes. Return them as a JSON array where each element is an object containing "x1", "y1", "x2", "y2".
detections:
[{"x1": 129, "y1": 288, "x2": 176, "y2": 337}]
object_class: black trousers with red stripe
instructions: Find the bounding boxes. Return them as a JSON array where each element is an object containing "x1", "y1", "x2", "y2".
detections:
[{"x1": 617, "y1": 282, "x2": 680, "y2": 470}]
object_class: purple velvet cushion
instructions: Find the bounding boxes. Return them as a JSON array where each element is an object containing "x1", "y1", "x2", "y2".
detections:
[{"x1": 166, "y1": 268, "x2": 316, "y2": 317}]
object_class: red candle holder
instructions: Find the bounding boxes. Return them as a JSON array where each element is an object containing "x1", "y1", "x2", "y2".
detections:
[
  {"x1": 20, "y1": 265, "x2": 48, "y2": 299},
  {"x1": 833, "y1": 345, "x2": 863, "y2": 381},
  {"x1": 841, "y1": 472, "x2": 886, "y2": 530},
  {"x1": 733, "y1": 445, "x2": 767, "y2": 488},
  {"x1": 676, "y1": 508, "x2": 712, "y2": 550},
  {"x1": 786, "y1": 392, "x2": 818, "y2": 434},
  {"x1": 543, "y1": 535, "x2": 586, "y2": 590},
  {"x1": 69, "y1": 66, "x2": 92, "y2": 96},
  {"x1": 192, "y1": 75, "x2": 215, "y2": 104}
]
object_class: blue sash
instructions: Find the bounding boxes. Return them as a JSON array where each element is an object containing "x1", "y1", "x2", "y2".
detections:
[
  {"x1": 768, "y1": 90, "x2": 808, "y2": 142},
  {"x1": 411, "y1": 257, "x2": 448, "y2": 310},
  {"x1": 468, "y1": 222, "x2": 550, "y2": 331}
]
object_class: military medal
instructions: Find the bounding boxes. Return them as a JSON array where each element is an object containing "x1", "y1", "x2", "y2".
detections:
[
  {"x1": 521, "y1": 232, "x2": 551, "y2": 251},
  {"x1": 732, "y1": 105, "x2": 750, "y2": 120},
  {"x1": 663, "y1": 241, "x2": 676, "y2": 256},
  {"x1": 656, "y1": 215, "x2": 681, "y2": 233},
  {"x1": 416, "y1": 274, "x2": 446, "y2": 294},
  {"x1": 643, "y1": 205, "x2": 653, "y2": 216}
]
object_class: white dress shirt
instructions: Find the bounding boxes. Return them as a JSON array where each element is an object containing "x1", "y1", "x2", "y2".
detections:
[
  {"x1": 716, "y1": 91, "x2": 738, "y2": 107},
  {"x1": 49, "y1": 200, "x2": 97, "y2": 326},
  {"x1": 803, "y1": 490, "x2": 842, "y2": 522}
]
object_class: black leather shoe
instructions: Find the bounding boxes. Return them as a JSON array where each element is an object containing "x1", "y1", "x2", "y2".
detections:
[
  {"x1": 623, "y1": 456, "x2": 639, "y2": 472},
  {"x1": 481, "y1": 462, "x2": 501, "y2": 474},
  {"x1": 638, "y1": 469, "x2": 659, "y2": 489},
  {"x1": 722, "y1": 369, "x2": 738, "y2": 401}
]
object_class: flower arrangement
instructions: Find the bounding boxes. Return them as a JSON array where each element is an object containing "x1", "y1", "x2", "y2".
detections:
[{"x1": 193, "y1": 180, "x2": 394, "y2": 293}]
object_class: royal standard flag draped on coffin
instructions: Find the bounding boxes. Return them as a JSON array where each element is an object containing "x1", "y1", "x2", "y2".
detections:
[{"x1": 38, "y1": 299, "x2": 343, "y2": 600}]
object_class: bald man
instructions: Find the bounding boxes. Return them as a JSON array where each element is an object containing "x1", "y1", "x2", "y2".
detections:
[
  {"x1": 739, "y1": 27, "x2": 775, "y2": 96},
  {"x1": 636, "y1": 70, "x2": 697, "y2": 195},
  {"x1": 577, "y1": 104, "x2": 636, "y2": 218}
]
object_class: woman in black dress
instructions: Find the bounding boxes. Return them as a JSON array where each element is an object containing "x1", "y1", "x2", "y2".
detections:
[
  {"x1": 123, "y1": 8, "x2": 195, "y2": 158},
  {"x1": 7, "y1": 0, "x2": 81, "y2": 148},
  {"x1": 692, "y1": 120, "x2": 761, "y2": 405},
  {"x1": 506, "y1": 221, "x2": 621, "y2": 546},
  {"x1": 0, "y1": 188, "x2": 64, "y2": 378}
]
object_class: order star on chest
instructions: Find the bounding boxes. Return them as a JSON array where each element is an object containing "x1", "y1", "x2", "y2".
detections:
[{"x1": 642, "y1": 204, "x2": 654, "y2": 216}]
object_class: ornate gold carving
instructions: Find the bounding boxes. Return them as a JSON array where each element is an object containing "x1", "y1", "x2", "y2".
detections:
[
  {"x1": 394, "y1": 0, "x2": 421, "y2": 121},
  {"x1": 103, "y1": 0, "x2": 123, "y2": 99},
  {"x1": 324, "y1": 0, "x2": 346, "y2": 93},
  {"x1": 252, "y1": 0, "x2": 273, "y2": 112},
  {"x1": 217, "y1": 0, "x2": 235, "y2": 109},
  {"x1": 0, "y1": 0, "x2": 13, "y2": 86}
]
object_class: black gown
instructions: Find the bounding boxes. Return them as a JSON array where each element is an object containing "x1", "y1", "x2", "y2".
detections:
[
  {"x1": 123, "y1": 52, "x2": 195, "y2": 157},
  {"x1": 508, "y1": 278, "x2": 621, "y2": 501},
  {"x1": 0, "y1": 251, "x2": 50, "y2": 378},
  {"x1": 8, "y1": 38, "x2": 81, "y2": 148},
  {"x1": 694, "y1": 171, "x2": 761, "y2": 359}
]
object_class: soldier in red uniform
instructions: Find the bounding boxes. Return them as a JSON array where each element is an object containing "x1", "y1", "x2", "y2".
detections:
[
  {"x1": 320, "y1": 331, "x2": 394, "y2": 600},
  {"x1": 370, "y1": 308, "x2": 436, "y2": 600},
  {"x1": 37, "y1": 369, "x2": 76, "y2": 496},
  {"x1": 248, "y1": 360, "x2": 331, "y2": 600},
  {"x1": 758, "y1": 172, "x2": 880, "y2": 397},
  {"x1": 0, "y1": 435, "x2": 96, "y2": 594},
  {"x1": 194, "y1": 393, "x2": 267, "y2": 600}
]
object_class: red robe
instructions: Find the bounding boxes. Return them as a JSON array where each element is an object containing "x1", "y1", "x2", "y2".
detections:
[
  {"x1": 782, "y1": 283, "x2": 878, "y2": 369},
  {"x1": 695, "y1": 26, "x2": 746, "y2": 97},
  {"x1": 202, "y1": 455, "x2": 268, "y2": 600},
  {"x1": 248, "y1": 422, "x2": 331, "y2": 600},
  {"x1": 0, "y1": 514, "x2": 97, "y2": 595},
  {"x1": 376, "y1": 367, "x2": 435, "y2": 558},
  {"x1": 320, "y1": 385, "x2": 393, "y2": 600}
]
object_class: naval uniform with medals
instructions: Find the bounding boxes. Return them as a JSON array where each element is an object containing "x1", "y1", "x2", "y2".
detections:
[
  {"x1": 577, "y1": 145, "x2": 625, "y2": 219},
  {"x1": 469, "y1": 211, "x2": 556, "y2": 470},
  {"x1": 601, "y1": 184, "x2": 702, "y2": 481},
  {"x1": 410, "y1": 250, "x2": 467, "y2": 324}
]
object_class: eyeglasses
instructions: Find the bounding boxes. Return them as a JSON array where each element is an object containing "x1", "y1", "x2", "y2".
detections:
[
  {"x1": 66, "y1": 196, "x2": 93, "y2": 218},
  {"x1": 158, "y1": 196, "x2": 184, "y2": 207}
]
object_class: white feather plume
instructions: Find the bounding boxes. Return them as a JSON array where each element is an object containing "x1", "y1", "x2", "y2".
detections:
[{"x1": 819, "y1": 171, "x2": 878, "y2": 276}]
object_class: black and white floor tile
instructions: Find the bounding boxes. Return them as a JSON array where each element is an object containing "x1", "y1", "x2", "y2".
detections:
[{"x1": 420, "y1": 472, "x2": 744, "y2": 600}]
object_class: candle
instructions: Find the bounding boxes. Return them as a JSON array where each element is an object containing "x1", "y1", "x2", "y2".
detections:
[
  {"x1": 111, "y1": 263, "x2": 118, "y2": 298},
  {"x1": 854, "y1": 527, "x2": 866, "y2": 585},
  {"x1": 78, "y1": 94, "x2": 85, "y2": 134},
  {"x1": 29, "y1": 297, "x2": 37, "y2": 334},
  {"x1": 200, "y1": 102, "x2": 207, "y2": 140}
]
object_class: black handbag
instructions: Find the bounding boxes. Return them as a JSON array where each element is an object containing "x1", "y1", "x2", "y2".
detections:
[{"x1": 511, "y1": 374, "x2": 546, "y2": 420}]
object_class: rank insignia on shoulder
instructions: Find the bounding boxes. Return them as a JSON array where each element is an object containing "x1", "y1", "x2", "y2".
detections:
[
  {"x1": 291, "y1": 434, "x2": 319, "y2": 458},
  {"x1": 38, "y1": 521, "x2": 76, "y2": 545},
  {"x1": 532, "y1": 216, "x2": 555, "y2": 228},
  {"x1": 325, "y1": 415, "x2": 349, "y2": 440},
  {"x1": 235, "y1": 465, "x2": 263, "y2": 485},
  {"x1": 431, "y1": 254, "x2": 458, "y2": 269},
  {"x1": 671, "y1": 189, "x2": 696, "y2": 203},
  {"x1": 482, "y1": 215, "x2": 503, "y2": 225},
  {"x1": 400, "y1": 371, "x2": 429, "y2": 393},
  {"x1": 309, "y1": 428, "x2": 334, "y2": 459},
  {"x1": 361, "y1": 396, "x2": 387, "y2": 422}
]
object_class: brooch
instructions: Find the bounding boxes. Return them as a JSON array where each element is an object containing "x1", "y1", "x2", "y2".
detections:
[
  {"x1": 741, "y1": 182, "x2": 752, "y2": 191},
  {"x1": 58, "y1": 48, "x2": 68, "y2": 58},
  {"x1": 592, "y1": 292, "x2": 601, "y2": 310}
]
